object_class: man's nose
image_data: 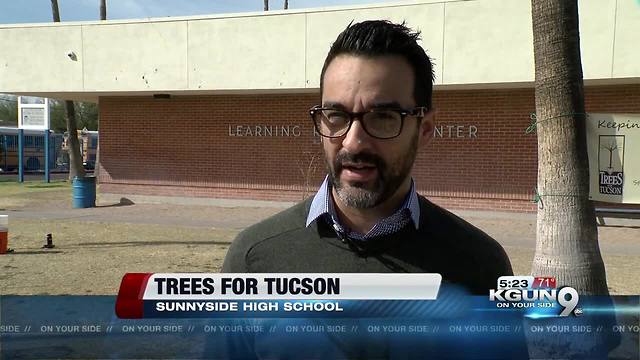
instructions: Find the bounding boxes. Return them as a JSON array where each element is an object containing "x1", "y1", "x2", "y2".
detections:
[{"x1": 342, "y1": 118, "x2": 372, "y2": 153}]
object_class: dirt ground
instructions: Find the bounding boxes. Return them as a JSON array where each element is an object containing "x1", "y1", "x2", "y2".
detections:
[{"x1": 0, "y1": 182, "x2": 638, "y2": 295}]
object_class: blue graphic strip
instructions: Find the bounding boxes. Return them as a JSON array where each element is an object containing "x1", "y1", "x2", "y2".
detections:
[{"x1": 0, "y1": 295, "x2": 637, "y2": 359}]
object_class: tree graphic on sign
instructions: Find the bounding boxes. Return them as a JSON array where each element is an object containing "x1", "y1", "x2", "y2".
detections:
[{"x1": 600, "y1": 140, "x2": 618, "y2": 173}]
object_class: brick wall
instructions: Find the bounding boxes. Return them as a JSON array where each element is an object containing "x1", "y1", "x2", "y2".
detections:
[
  {"x1": 98, "y1": 84, "x2": 640, "y2": 212},
  {"x1": 420, "y1": 88, "x2": 537, "y2": 211}
]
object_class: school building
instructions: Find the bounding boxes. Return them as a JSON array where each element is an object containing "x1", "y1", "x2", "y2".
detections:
[{"x1": 1, "y1": 0, "x2": 639, "y2": 212}]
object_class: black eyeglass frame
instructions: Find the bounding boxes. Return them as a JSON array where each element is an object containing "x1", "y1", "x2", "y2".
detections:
[{"x1": 309, "y1": 105, "x2": 428, "y2": 139}]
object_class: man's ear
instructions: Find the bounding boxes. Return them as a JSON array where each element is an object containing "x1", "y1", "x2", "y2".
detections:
[{"x1": 417, "y1": 108, "x2": 436, "y2": 149}]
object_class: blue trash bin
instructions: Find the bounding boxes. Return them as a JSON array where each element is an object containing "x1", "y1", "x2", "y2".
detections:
[{"x1": 72, "y1": 176, "x2": 96, "y2": 208}]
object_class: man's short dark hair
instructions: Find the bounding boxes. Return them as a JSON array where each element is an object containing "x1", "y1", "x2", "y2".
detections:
[{"x1": 320, "y1": 20, "x2": 435, "y2": 110}]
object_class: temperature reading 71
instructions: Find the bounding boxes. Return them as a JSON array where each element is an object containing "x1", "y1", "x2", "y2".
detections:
[{"x1": 533, "y1": 277, "x2": 556, "y2": 289}]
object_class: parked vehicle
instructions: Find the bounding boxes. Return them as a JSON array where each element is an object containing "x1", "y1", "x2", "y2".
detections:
[
  {"x1": 0, "y1": 127, "x2": 64, "y2": 172},
  {"x1": 0, "y1": 127, "x2": 97, "y2": 173}
]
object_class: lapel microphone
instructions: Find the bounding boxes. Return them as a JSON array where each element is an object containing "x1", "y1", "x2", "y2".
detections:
[
  {"x1": 332, "y1": 224, "x2": 368, "y2": 257},
  {"x1": 331, "y1": 223, "x2": 407, "y2": 271}
]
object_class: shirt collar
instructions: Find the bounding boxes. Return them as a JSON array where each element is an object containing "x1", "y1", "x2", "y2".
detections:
[
  {"x1": 306, "y1": 177, "x2": 332, "y2": 227},
  {"x1": 305, "y1": 176, "x2": 420, "y2": 229}
]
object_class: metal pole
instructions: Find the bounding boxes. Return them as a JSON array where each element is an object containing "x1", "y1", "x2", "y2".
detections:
[
  {"x1": 53, "y1": 135, "x2": 58, "y2": 174},
  {"x1": 18, "y1": 129, "x2": 24, "y2": 183},
  {"x1": 44, "y1": 130, "x2": 50, "y2": 183},
  {"x1": 2, "y1": 135, "x2": 6, "y2": 171}
]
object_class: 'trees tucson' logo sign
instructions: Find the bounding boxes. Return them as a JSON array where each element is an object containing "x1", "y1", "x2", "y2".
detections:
[{"x1": 598, "y1": 135, "x2": 625, "y2": 196}]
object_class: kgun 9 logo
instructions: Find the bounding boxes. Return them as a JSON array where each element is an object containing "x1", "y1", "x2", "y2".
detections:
[{"x1": 489, "y1": 286, "x2": 580, "y2": 317}]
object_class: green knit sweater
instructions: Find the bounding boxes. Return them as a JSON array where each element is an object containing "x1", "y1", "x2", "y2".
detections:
[{"x1": 222, "y1": 196, "x2": 513, "y2": 295}]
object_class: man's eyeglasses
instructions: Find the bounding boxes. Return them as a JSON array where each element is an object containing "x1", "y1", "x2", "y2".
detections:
[{"x1": 309, "y1": 106, "x2": 427, "y2": 139}]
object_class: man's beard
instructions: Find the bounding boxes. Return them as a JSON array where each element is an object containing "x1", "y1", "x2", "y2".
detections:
[{"x1": 327, "y1": 136, "x2": 418, "y2": 209}]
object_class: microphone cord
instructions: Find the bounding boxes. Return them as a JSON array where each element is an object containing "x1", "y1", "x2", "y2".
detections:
[
  {"x1": 332, "y1": 224, "x2": 368, "y2": 257},
  {"x1": 332, "y1": 223, "x2": 408, "y2": 272}
]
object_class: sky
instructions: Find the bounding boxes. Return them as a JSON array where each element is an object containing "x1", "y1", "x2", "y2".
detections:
[{"x1": 0, "y1": 0, "x2": 395, "y2": 24}]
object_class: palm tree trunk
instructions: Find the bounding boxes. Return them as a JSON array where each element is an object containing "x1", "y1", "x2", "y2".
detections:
[
  {"x1": 100, "y1": 0, "x2": 106, "y2": 20},
  {"x1": 531, "y1": 0, "x2": 608, "y2": 294},
  {"x1": 50, "y1": 0, "x2": 60, "y2": 22},
  {"x1": 51, "y1": 0, "x2": 86, "y2": 180}
]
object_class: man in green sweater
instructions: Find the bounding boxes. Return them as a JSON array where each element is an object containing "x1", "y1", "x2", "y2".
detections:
[{"x1": 222, "y1": 20, "x2": 513, "y2": 295}]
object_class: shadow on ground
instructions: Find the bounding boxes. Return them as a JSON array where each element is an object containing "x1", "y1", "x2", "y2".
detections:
[
  {"x1": 25, "y1": 183, "x2": 68, "y2": 189},
  {"x1": 4, "y1": 250, "x2": 64, "y2": 255},
  {"x1": 76, "y1": 240, "x2": 231, "y2": 247},
  {"x1": 597, "y1": 224, "x2": 640, "y2": 229},
  {"x1": 95, "y1": 197, "x2": 135, "y2": 208}
]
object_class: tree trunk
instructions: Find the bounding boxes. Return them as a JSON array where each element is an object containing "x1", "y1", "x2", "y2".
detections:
[
  {"x1": 100, "y1": 0, "x2": 106, "y2": 20},
  {"x1": 530, "y1": 0, "x2": 608, "y2": 295},
  {"x1": 51, "y1": 0, "x2": 86, "y2": 180},
  {"x1": 64, "y1": 101, "x2": 86, "y2": 180},
  {"x1": 264, "y1": 0, "x2": 269, "y2": 11},
  {"x1": 50, "y1": 0, "x2": 60, "y2": 22}
]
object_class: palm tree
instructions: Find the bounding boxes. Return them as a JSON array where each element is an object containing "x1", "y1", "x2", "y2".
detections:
[
  {"x1": 530, "y1": 0, "x2": 607, "y2": 294},
  {"x1": 100, "y1": 0, "x2": 106, "y2": 20},
  {"x1": 51, "y1": 0, "x2": 85, "y2": 179}
]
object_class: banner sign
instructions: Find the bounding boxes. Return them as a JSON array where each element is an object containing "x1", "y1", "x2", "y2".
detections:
[{"x1": 587, "y1": 113, "x2": 640, "y2": 204}]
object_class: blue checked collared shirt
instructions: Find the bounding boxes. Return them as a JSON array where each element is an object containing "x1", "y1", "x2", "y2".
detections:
[{"x1": 305, "y1": 176, "x2": 420, "y2": 240}]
